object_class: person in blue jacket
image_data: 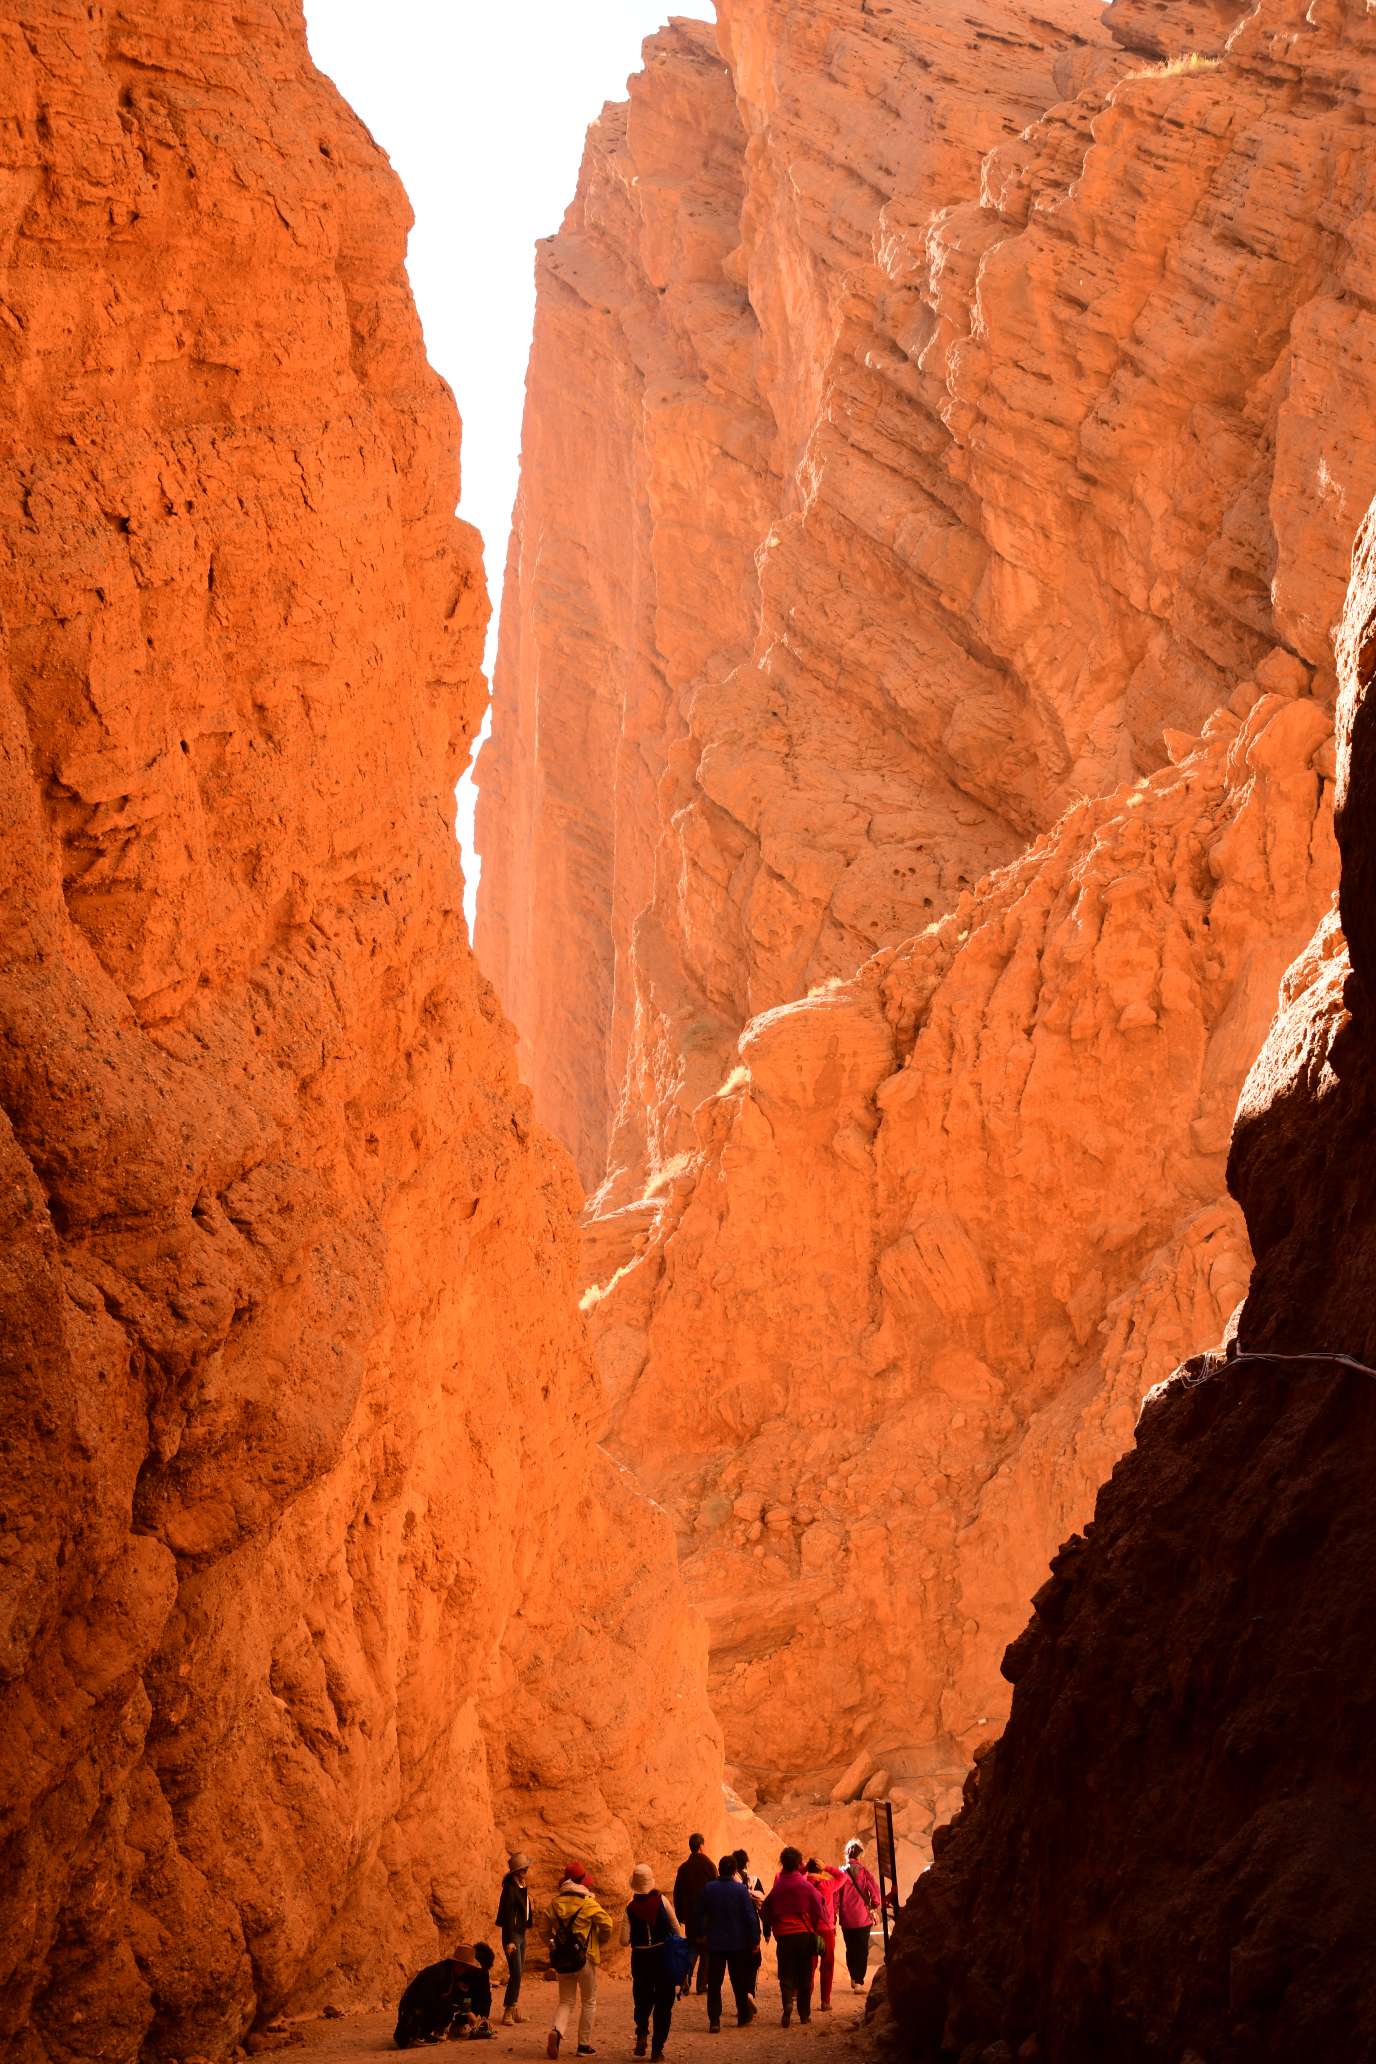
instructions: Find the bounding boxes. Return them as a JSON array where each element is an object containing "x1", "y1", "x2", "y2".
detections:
[{"x1": 697, "y1": 1855, "x2": 762, "y2": 2032}]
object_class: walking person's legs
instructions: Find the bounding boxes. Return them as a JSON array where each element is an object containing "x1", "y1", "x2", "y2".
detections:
[
  {"x1": 632, "y1": 1959, "x2": 655, "y2": 2056},
  {"x1": 503, "y1": 1936, "x2": 525, "y2": 2020},
  {"x1": 818, "y1": 1928, "x2": 835, "y2": 2008},
  {"x1": 705, "y1": 1952, "x2": 726, "y2": 2031},
  {"x1": 651, "y1": 1970, "x2": 675, "y2": 2059},
  {"x1": 795, "y1": 1940, "x2": 815, "y2": 2023},
  {"x1": 775, "y1": 1938, "x2": 794, "y2": 2026},
  {"x1": 693, "y1": 1940, "x2": 708, "y2": 1995},
  {"x1": 843, "y1": 1925, "x2": 870, "y2": 1988},
  {"x1": 576, "y1": 1965, "x2": 598, "y2": 2053},
  {"x1": 550, "y1": 1974, "x2": 577, "y2": 2057},
  {"x1": 726, "y1": 1953, "x2": 755, "y2": 2024}
]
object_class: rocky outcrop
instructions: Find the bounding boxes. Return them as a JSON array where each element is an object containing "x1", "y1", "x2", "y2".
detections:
[
  {"x1": 480, "y1": 0, "x2": 1375, "y2": 1841},
  {"x1": 590, "y1": 683, "x2": 1333, "y2": 1845},
  {"x1": 476, "y1": 0, "x2": 1122, "y2": 1193},
  {"x1": 0, "y1": 7, "x2": 720, "y2": 2059},
  {"x1": 881, "y1": 503, "x2": 1376, "y2": 2061}
]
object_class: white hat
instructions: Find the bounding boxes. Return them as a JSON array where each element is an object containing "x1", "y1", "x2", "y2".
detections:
[{"x1": 630, "y1": 1863, "x2": 656, "y2": 1893}]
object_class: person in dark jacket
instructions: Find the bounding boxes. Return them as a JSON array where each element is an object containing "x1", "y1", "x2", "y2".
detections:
[
  {"x1": 496, "y1": 1851, "x2": 534, "y2": 2024},
  {"x1": 698, "y1": 1855, "x2": 761, "y2": 2031},
  {"x1": 620, "y1": 1864, "x2": 681, "y2": 2061},
  {"x1": 395, "y1": 1944, "x2": 491, "y2": 2047},
  {"x1": 671, "y1": 1834, "x2": 716, "y2": 1997}
]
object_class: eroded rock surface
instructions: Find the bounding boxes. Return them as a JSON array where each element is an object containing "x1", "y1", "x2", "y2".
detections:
[
  {"x1": 590, "y1": 686, "x2": 1333, "y2": 1843},
  {"x1": 0, "y1": 6, "x2": 719, "y2": 2057},
  {"x1": 881, "y1": 502, "x2": 1376, "y2": 2064},
  {"x1": 480, "y1": 0, "x2": 1372, "y2": 1839}
]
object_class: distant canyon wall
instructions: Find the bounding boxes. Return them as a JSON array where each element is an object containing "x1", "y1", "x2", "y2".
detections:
[
  {"x1": 478, "y1": 0, "x2": 1376, "y2": 1836},
  {"x1": 0, "y1": 6, "x2": 720, "y2": 2059}
]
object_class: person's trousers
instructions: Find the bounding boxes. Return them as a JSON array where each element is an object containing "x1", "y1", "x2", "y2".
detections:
[
  {"x1": 682, "y1": 1939, "x2": 707, "y2": 1993},
  {"x1": 815, "y1": 1927, "x2": 835, "y2": 2006},
  {"x1": 775, "y1": 1933, "x2": 815, "y2": 2018},
  {"x1": 631, "y1": 1954, "x2": 676, "y2": 2052},
  {"x1": 842, "y1": 1924, "x2": 871, "y2": 1984},
  {"x1": 503, "y1": 1936, "x2": 525, "y2": 2012},
  {"x1": 704, "y1": 1951, "x2": 755, "y2": 2025},
  {"x1": 552, "y1": 1965, "x2": 597, "y2": 2047}
]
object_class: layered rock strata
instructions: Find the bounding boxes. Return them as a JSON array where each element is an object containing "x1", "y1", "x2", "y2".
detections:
[
  {"x1": 0, "y1": 7, "x2": 719, "y2": 2059},
  {"x1": 882, "y1": 503, "x2": 1376, "y2": 2062},
  {"x1": 590, "y1": 683, "x2": 1334, "y2": 1843},
  {"x1": 480, "y1": 0, "x2": 1375, "y2": 1836}
]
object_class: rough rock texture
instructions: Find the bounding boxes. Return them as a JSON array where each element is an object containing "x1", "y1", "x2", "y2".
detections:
[
  {"x1": 479, "y1": 0, "x2": 1376, "y2": 1201},
  {"x1": 590, "y1": 685, "x2": 1334, "y2": 1843},
  {"x1": 476, "y1": 0, "x2": 1121, "y2": 1192},
  {"x1": 480, "y1": 0, "x2": 1374, "y2": 1840},
  {"x1": 881, "y1": 502, "x2": 1376, "y2": 2063},
  {"x1": 0, "y1": 6, "x2": 720, "y2": 2059}
]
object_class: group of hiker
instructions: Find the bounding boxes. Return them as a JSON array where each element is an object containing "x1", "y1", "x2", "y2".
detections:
[{"x1": 394, "y1": 1834, "x2": 889, "y2": 2060}]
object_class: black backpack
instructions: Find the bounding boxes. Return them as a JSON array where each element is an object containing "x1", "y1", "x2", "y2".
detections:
[{"x1": 549, "y1": 1909, "x2": 588, "y2": 1974}]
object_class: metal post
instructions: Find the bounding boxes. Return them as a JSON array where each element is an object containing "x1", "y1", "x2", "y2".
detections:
[{"x1": 874, "y1": 1799, "x2": 896, "y2": 1957}]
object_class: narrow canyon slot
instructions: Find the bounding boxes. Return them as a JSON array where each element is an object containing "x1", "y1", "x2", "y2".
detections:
[{"x1": 1, "y1": 2, "x2": 1372, "y2": 2063}]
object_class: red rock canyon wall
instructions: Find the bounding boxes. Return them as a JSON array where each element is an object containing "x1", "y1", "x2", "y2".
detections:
[
  {"x1": 0, "y1": 6, "x2": 720, "y2": 2058},
  {"x1": 478, "y1": 0, "x2": 1374, "y2": 1842},
  {"x1": 882, "y1": 500, "x2": 1376, "y2": 2063}
]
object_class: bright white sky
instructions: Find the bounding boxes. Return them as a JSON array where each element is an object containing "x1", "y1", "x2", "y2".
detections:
[{"x1": 302, "y1": 1, "x2": 716, "y2": 910}]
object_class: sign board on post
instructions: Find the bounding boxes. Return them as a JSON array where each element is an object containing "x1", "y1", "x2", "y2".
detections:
[{"x1": 873, "y1": 1798, "x2": 897, "y2": 1957}]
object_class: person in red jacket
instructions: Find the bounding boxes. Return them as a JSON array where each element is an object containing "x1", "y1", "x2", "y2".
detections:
[
  {"x1": 804, "y1": 1859, "x2": 844, "y2": 2010},
  {"x1": 760, "y1": 1848, "x2": 824, "y2": 2027},
  {"x1": 835, "y1": 1838, "x2": 883, "y2": 1991}
]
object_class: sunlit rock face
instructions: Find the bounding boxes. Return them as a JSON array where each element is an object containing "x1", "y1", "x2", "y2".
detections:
[
  {"x1": 0, "y1": 5, "x2": 720, "y2": 2057},
  {"x1": 479, "y1": 0, "x2": 1372, "y2": 1841},
  {"x1": 882, "y1": 501, "x2": 1376, "y2": 2063}
]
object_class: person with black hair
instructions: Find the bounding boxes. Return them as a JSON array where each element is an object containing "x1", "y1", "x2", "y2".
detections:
[
  {"x1": 698, "y1": 1854, "x2": 761, "y2": 2032},
  {"x1": 761, "y1": 1849, "x2": 824, "y2": 2028},
  {"x1": 671, "y1": 1834, "x2": 715, "y2": 1997}
]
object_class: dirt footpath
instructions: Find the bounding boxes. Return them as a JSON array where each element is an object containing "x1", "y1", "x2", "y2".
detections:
[{"x1": 291, "y1": 1961, "x2": 875, "y2": 2064}]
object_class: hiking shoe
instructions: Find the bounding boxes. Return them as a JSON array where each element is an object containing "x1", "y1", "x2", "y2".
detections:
[
  {"x1": 780, "y1": 2009, "x2": 791, "y2": 2029},
  {"x1": 577, "y1": 2050, "x2": 596, "y2": 2058},
  {"x1": 650, "y1": 2052, "x2": 664, "y2": 2062},
  {"x1": 708, "y1": 2024, "x2": 720, "y2": 2036},
  {"x1": 634, "y1": 2040, "x2": 646, "y2": 2059},
  {"x1": 737, "y1": 2007, "x2": 756, "y2": 2028},
  {"x1": 819, "y1": 2002, "x2": 831, "y2": 2012},
  {"x1": 546, "y1": 2038, "x2": 560, "y2": 2060}
]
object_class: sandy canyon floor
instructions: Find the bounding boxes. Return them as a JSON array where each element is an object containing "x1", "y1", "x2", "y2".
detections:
[{"x1": 284, "y1": 1967, "x2": 874, "y2": 2064}]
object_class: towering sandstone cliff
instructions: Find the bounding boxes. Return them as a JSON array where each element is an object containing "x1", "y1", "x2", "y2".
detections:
[
  {"x1": 882, "y1": 504, "x2": 1376, "y2": 2062},
  {"x1": 0, "y1": 6, "x2": 720, "y2": 2058},
  {"x1": 478, "y1": 0, "x2": 1375, "y2": 1840}
]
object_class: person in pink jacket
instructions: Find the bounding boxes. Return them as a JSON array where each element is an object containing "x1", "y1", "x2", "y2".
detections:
[
  {"x1": 835, "y1": 1839, "x2": 882, "y2": 1990},
  {"x1": 804, "y1": 1860, "x2": 844, "y2": 2009},
  {"x1": 761, "y1": 1848, "x2": 825, "y2": 2027}
]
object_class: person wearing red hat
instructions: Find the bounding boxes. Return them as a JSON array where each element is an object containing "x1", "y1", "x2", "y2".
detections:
[{"x1": 545, "y1": 1867, "x2": 612, "y2": 2060}]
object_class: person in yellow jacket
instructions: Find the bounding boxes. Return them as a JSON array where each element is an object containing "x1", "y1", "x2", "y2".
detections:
[{"x1": 546, "y1": 1863, "x2": 614, "y2": 2060}]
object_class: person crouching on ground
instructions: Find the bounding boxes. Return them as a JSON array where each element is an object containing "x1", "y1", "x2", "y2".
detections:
[
  {"x1": 449, "y1": 1944, "x2": 497, "y2": 2039},
  {"x1": 546, "y1": 1863, "x2": 613, "y2": 2061},
  {"x1": 621, "y1": 1864, "x2": 682, "y2": 2061},
  {"x1": 805, "y1": 1858, "x2": 843, "y2": 2011},
  {"x1": 761, "y1": 1848, "x2": 825, "y2": 2028},
  {"x1": 698, "y1": 1853, "x2": 761, "y2": 2032},
  {"x1": 836, "y1": 1838, "x2": 882, "y2": 1991},
  {"x1": 496, "y1": 1850, "x2": 534, "y2": 2024},
  {"x1": 394, "y1": 1943, "x2": 488, "y2": 2048}
]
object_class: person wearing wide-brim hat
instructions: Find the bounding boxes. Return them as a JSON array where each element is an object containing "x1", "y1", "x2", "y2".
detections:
[
  {"x1": 496, "y1": 1851, "x2": 534, "y2": 2024},
  {"x1": 619, "y1": 1865, "x2": 682, "y2": 2061}
]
